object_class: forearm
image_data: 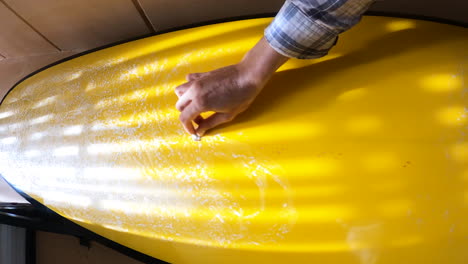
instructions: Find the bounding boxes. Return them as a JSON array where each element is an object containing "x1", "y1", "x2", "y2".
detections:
[
  {"x1": 175, "y1": 0, "x2": 374, "y2": 137},
  {"x1": 238, "y1": 37, "x2": 289, "y2": 88}
]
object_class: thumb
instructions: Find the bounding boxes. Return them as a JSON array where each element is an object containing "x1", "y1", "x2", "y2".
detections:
[{"x1": 196, "y1": 113, "x2": 234, "y2": 136}]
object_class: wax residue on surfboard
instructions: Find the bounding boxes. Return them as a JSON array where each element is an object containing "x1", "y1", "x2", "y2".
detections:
[{"x1": 0, "y1": 46, "x2": 297, "y2": 248}]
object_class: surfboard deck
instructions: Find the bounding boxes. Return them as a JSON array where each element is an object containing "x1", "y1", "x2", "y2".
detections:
[{"x1": 0, "y1": 16, "x2": 467, "y2": 263}]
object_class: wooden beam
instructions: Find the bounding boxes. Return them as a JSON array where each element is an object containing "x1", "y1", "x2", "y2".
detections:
[
  {"x1": 4, "y1": 0, "x2": 152, "y2": 51},
  {"x1": 0, "y1": 1, "x2": 58, "y2": 57}
]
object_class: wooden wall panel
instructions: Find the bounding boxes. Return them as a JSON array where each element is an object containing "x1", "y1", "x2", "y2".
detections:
[
  {"x1": 139, "y1": 0, "x2": 466, "y2": 32},
  {"x1": 0, "y1": 51, "x2": 79, "y2": 100},
  {"x1": 138, "y1": 0, "x2": 284, "y2": 31},
  {"x1": 37, "y1": 232, "x2": 144, "y2": 264},
  {"x1": 369, "y1": 0, "x2": 468, "y2": 24},
  {"x1": 4, "y1": 0, "x2": 152, "y2": 51},
  {"x1": 0, "y1": 2, "x2": 57, "y2": 58}
]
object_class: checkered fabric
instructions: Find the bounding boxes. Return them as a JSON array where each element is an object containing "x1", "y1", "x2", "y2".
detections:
[{"x1": 265, "y1": 0, "x2": 374, "y2": 59}]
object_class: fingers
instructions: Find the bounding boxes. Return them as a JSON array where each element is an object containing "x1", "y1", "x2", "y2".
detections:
[
  {"x1": 179, "y1": 103, "x2": 202, "y2": 135},
  {"x1": 176, "y1": 72, "x2": 206, "y2": 97},
  {"x1": 175, "y1": 80, "x2": 204, "y2": 135},
  {"x1": 174, "y1": 82, "x2": 192, "y2": 97},
  {"x1": 175, "y1": 88, "x2": 195, "y2": 111},
  {"x1": 177, "y1": 71, "x2": 230, "y2": 137},
  {"x1": 194, "y1": 115, "x2": 204, "y2": 125},
  {"x1": 196, "y1": 113, "x2": 234, "y2": 136}
]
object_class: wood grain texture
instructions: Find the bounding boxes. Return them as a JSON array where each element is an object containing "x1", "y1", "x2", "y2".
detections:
[
  {"x1": 369, "y1": 0, "x2": 467, "y2": 24},
  {"x1": 131, "y1": 0, "x2": 156, "y2": 33},
  {"x1": 36, "y1": 232, "x2": 144, "y2": 264},
  {"x1": 138, "y1": 0, "x2": 284, "y2": 31},
  {"x1": 4, "y1": 0, "x2": 152, "y2": 51},
  {"x1": 139, "y1": 0, "x2": 467, "y2": 31},
  {"x1": 0, "y1": 51, "x2": 79, "y2": 100},
  {"x1": 0, "y1": 2, "x2": 57, "y2": 58}
]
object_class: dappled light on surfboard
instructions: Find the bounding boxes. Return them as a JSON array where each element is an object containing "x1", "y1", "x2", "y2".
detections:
[{"x1": 0, "y1": 16, "x2": 467, "y2": 264}]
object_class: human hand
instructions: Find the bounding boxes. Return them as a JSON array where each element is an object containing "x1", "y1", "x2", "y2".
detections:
[
  {"x1": 175, "y1": 37, "x2": 289, "y2": 137},
  {"x1": 175, "y1": 64, "x2": 263, "y2": 137}
]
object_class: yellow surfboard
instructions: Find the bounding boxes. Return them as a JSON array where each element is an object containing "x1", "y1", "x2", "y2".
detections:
[{"x1": 0, "y1": 16, "x2": 467, "y2": 263}]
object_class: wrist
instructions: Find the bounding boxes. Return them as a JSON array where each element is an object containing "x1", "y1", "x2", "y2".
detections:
[{"x1": 238, "y1": 36, "x2": 289, "y2": 88}]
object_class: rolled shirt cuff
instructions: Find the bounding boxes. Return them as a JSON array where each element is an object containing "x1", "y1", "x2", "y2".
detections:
[{"x1": 265, "y1": 1, "x2": 339, "y2": 59}]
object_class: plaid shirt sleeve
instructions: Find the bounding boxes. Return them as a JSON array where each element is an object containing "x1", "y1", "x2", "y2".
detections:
[{"x1": 265, "y1": 0, "x2": 374, "y2": 59}]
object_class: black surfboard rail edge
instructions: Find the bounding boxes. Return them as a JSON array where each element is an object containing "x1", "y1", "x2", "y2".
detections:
[{"x1": 0, "y1": 174, "x2": 169, "y2": 264}]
